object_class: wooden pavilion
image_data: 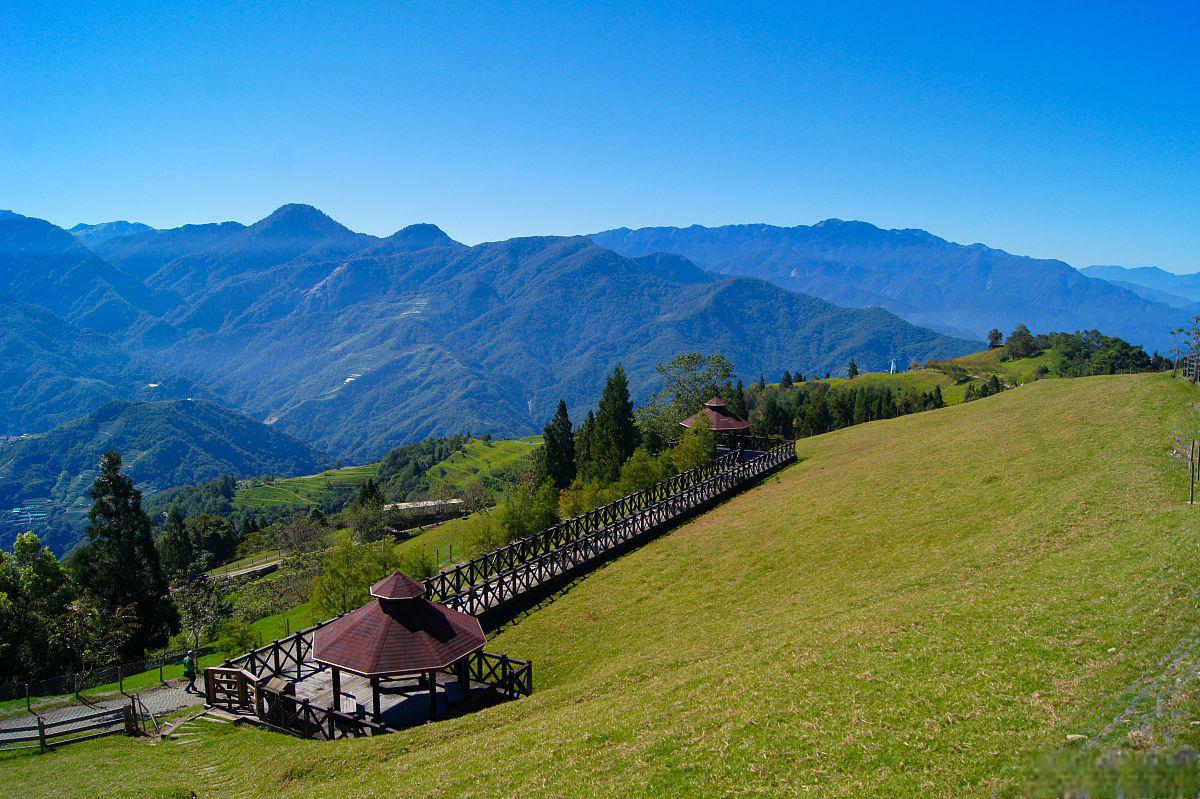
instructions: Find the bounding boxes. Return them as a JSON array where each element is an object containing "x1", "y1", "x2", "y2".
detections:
[
  {"x1": 311, "y1": 571, "x2": 486, "y2": 723},
  {"x1": 680, "y1": 396, "x2": 750, "y2": 434}
]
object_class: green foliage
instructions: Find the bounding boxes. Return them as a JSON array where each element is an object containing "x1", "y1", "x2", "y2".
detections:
[
  {"x1": 156, "y1": 506, "x2": 192, "y2": 577},
  {"x1": 496, "y1": 480, "x2": 561, "y2": 543},
  {"x1": 74, "y1": 450, "x2": 176, "y2": 657},
  {"x1": 673, "y1": 414, "x2": 715, "y2": 471},
  {"x1": 173, "y1": 575, "x2": 231, "y2": 652},
  {"x1": 0, "y1": 399, "x2": 325, "y2": 554},
  {"x1": 398, "y1": 545, "x2": 437, "y2": 580},
  {"x1": 377, "y1": 436, "x2": 471, "y2": 497},
  {"x1": 541, "y1": 400, "x2": 576, "y2": 489},
  {"x1": 585, "y1": 366, "x2": 641, "y2": 483},
  {"x1": 310, "y1": 530, "x2": 395, "y2": 617},
  {"x1": 636, "y1": 353, "x2": 735, "y2": 447},
  {"x1": 0, "y1": 531, "x2": 79, "y2": 681},
  {"x1": 847, "y1": 359, "x2": 859, "y2": 378}
]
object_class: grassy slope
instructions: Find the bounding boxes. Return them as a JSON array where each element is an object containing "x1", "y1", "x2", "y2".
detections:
[
  {"x1": 949, "y1": 347, "x2": 1065, "y2": 384},
  {"x1": 230, "y1": 436, "x2": 540, "y2": 513},
  {"x1": 232, "y1": 463, "x2": 380, "y2": 511},
  {"x1": 7, "y1": 375, "x2": 1199, "y2": 798},
  {"x1": 419, "y1": 435, "x2": 542, "y2": 498},
  {"x1": 819, "y1": 369, "x2": 969, "y2": 403}
]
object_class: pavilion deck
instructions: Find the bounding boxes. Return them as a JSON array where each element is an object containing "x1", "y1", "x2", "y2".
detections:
[{"x1": 291, "y1": 665, "x2": 480, "y2": 729}]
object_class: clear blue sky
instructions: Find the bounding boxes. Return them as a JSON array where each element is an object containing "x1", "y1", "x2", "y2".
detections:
[{"x1": 2, "y1": 1, "x2": 1197, "y2": 271}]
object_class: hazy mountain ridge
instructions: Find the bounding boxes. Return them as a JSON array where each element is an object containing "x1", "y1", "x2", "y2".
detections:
[
  {"x1": 591, "y1": 221, "x2": 1187, "y2": 350},
  {"x1": 0, "y1": 398, "x2": 329, "y2": 552},
  {"x1": 69, "y1": 220, "x2": 154, "y2": 248},
  {"x1": 142, "y1": 230, "x2": 973, "y2": 460},
  {"x1": 1081, "y1": 264, "x2": 1200, "y2": 308},
  {"x1": 0, "y1": 295, "x2": 198, "y2": 435}
]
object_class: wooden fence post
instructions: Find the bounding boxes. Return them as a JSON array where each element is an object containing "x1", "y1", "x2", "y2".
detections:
[
  {"x1": 24, "y1": 682, "x2": 30, "y2": 713},
  {"x1": 37, "y1": 716, "x2": 46, "y2": 753}
]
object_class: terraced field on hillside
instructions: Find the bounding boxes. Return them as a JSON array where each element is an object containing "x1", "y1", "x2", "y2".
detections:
[{"x1": 6, "y1": 375, "x2": 1198, "y2": 798}]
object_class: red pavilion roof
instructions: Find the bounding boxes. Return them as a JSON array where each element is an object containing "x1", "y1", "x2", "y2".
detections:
[
  {"x1": 680, "y1": 396, "x2": 750, "y2": 432},
  {"x1": 312, "y1": 573, "x2": 485, "y2": 676}
]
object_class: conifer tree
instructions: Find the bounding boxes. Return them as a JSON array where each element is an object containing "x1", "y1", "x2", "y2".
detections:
[
  {"x1": 575, "y1": 409, "x2": 597, "y2": 482},
  {"x1": 592, "y1": 365, "x2": 640, "y2": 483},
  {"x1": 756, "y1": 374, "x2": 766, "y2": 390},
  {"x1": 848, "y1": 359, "x2": 859, "y2": 378},
  {"x1": 730, "y1": 378, "x2": 748, "y2": 419},
  {"x1": 156, "y1": 505, "x2": 193, "y2": 578},
  {"x1": 541, "y1": 399, "x2": 576, "y2": 488},
  {"x1": 780, "y1": 370, "x2": 793, "y2": 388},
  {"x1": 77, "y1": 451, "x2": 175, "y2": 656}
]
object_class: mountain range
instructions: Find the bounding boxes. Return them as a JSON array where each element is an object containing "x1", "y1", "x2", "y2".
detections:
[
  {"x1": 1080, "y1": 265, "x2": 1200, "y2": 311},
  {"x1": 2, "y1": 202, "x2": 1186, "y2": 552},
  {"x1": 591, "y1": 222, "x2": 1188, "y2": 350}
]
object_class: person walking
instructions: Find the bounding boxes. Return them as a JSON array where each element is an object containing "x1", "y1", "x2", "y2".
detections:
[{"x1": 183, "y1": 650, "x2": 197, "y2": 694}]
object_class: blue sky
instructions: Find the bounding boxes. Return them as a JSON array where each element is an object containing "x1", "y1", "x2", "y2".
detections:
[{"x1": 2, "y1": 1, "x2": 1197, "y2": 271}]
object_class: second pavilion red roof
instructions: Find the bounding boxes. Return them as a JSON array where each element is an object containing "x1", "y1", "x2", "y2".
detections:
[
  {"x1": 312, "y1": 572, "x2": 486, "y2": 676},
  {"x1": 680, "y1": 396, "x2": 750, "y2": 432}
]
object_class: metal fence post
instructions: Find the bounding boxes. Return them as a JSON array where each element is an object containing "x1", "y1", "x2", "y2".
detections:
[
  {"x1": 24, "y1": 682, "x2": 30, "y2": 713},
  {"x1": 37, "y1": 716, "x2": 46, "y2": 753},
  {"x1": 118, "y1": 665, "x2": 123, "y2": 694}
]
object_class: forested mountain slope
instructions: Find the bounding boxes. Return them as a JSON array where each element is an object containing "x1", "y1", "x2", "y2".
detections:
[
  {"x1": 592, "y1": 221, "x2": 1185, "y2": 349},
  {"x1": 0, "y1": 399, "x2": 328, "y2": 552}
]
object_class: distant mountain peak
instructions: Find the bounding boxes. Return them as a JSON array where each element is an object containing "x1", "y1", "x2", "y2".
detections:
[
  {"x1": 387, "y1": 223, "x2": 456, "y2": 249},
  {"x1": 69, "y1": 220, "x2": 155, "y2": 247},
  {"x1": 250, "y1": 203, "x2": 352, "y2": 238}
]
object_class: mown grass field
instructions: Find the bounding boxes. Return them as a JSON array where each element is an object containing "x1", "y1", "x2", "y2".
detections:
[
  {"x1": 230, "y1": 436, "x2": 541, "y2": 513},
  {"x1": 818, "y1": 369, "x2": 970, "y2": 403},
  {"x1": 950, "y1": 347, "x2": 1065, "y2": 383},
  {"x1": 5, "y1": 375, "x2": 1199, "y2": 798},
  {"x1": 232, "y1": 463, "x2": 380, "y2": 511},
  {"x1": 420, "y1": 435, "x2": 542, "y2": 498}
]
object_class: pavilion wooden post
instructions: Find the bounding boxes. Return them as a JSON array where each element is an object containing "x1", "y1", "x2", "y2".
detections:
[
  {"x1": 456, "y1": 658, "x2": 470, "y2": 702},
  {"x1": 331, "y1": 666, "x2": 341, "y2": 714},
  {"x1": 427, "y1": 670, "x2": 437, "y2": 720},
  {"x1": 371, "y1": 676, "x2": 381, "y2": 722}
]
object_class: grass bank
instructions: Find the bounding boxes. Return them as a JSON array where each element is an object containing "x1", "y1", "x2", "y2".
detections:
[{"x1": 6, "y1": 375, "x2": 1198, "y2": 798}]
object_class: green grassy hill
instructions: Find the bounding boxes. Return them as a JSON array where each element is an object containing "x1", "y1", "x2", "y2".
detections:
[
  {"x1": 230, "y1": 436, "x2": 541, "y2": 513},
  {"x1": 818, "y1": 368, "x2": 968, "y2": 403},
  {"x1": 8, "y1": 375, "x2": 1199, "y2": 797},
  {"x1": 232, "y1": 463, "x2": 381, "y2": 512}
]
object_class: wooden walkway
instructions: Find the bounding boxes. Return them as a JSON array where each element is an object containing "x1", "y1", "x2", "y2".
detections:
[{"x1": 427, "y1": 440, "x2": 796, "y2": 616}]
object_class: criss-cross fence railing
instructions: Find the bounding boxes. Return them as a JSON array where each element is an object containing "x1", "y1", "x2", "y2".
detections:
[
  {"x1": 434, "y1": 440, "x2": 797, "y2": 616},
  {"x1": 423, "y1": 449, "x2": 749, "y2": 602}
]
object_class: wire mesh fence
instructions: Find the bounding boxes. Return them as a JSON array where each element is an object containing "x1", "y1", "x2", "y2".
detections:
[{"x1": 0, "y1": 649, "x2": 188, "y2": 703}]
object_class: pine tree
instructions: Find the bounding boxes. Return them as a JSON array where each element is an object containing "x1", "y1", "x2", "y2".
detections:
[
  {"x1": 77, "y1": 451, "x2": 175, "y2": 656},
  {"x1": 575, "y1": 409, "x2": 597, "y2": 482},
  {"x1": 932, "y1": 385, "x2": 945, "y2": 408},
  {"x1": 756, "y1": 374, "x2": 766, "y2": 391},
  {"x1": 156, "y1": 505, "x2": 193, "y2": 578},
  {"x1": 541, "y1": 400, "x2": 576, "y2": 488},
  {"x1": 729, "y1": 378, "x2": 748, "y2": 419},
  {"x1": 592, "y1": 365, "x2": 640, "y2": 483},
  {"x1": 780, "y1": 370, "x2": 793, "y2": 388},
  {"x1": 848, "y1": 359, "x2": 859, "y2": 378}
]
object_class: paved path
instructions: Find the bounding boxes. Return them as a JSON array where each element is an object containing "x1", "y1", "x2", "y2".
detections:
[{"x1": 0, "y1": 678, "x2": 200, "y2": 743}]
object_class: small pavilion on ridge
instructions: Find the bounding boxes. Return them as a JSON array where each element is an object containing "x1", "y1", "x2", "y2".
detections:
[{"x1": 680, "y1": 396, "x2": 750, "y2": 437}]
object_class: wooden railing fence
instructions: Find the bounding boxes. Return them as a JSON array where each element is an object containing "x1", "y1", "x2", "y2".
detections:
[
  {"x1": 0, "y1": 701, "x2": 140, "y2": 753},
  {"x1": 256, "y1": 685, "x2": 390, "y2": 740},
  {"x1": 423, "y1": 449, "x2": 751, "y2": 602},
  {"x1": 435, "y1": 441, "x2": 796, "y2": 615}
]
